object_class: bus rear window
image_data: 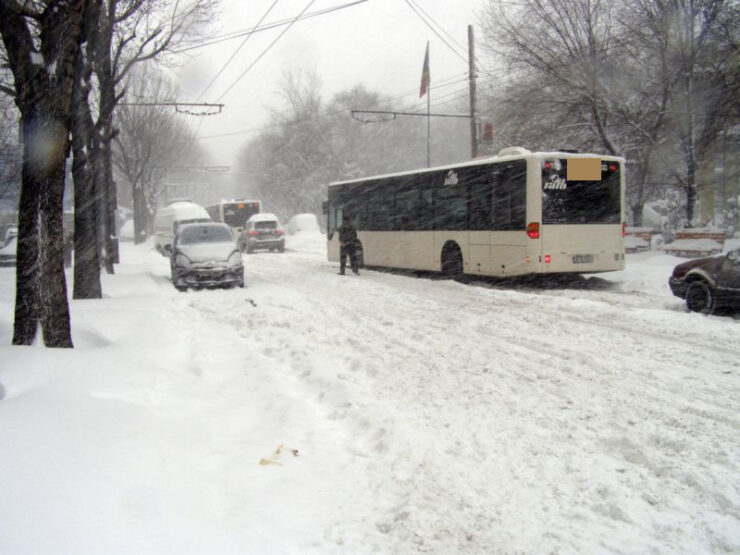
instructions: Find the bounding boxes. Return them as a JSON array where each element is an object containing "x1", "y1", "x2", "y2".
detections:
[
  {"x1": 223, "y1": 203, "x2": 260, "y2": 227},
  {"x1": 542, "y1": 159, "x2": 620, "y2": 224}
]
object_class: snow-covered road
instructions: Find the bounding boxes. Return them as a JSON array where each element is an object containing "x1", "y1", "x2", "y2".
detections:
[{"x1": 1, "y1": 234, "x2": 738, "y2": 554}]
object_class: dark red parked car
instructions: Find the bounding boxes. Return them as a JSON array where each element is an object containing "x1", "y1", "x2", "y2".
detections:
[{"x1": 669, "y1": 248, "x2": 740, "y2": 314}]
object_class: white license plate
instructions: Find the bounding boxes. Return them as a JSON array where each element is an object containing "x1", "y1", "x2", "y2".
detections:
[{"x1": 573, "y1": 254, "x2": 594, "y2": 264}]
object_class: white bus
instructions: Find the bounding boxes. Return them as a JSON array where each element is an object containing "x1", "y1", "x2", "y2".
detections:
[
  {"x1": 206, "y1": 199, "x2": 261, "y2": 236},
  {"x1": 325, "y1": 147, "x2": 625, "y2": 278}
]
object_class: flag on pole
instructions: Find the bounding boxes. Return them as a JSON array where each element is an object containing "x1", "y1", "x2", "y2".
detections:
[{"x1": 419, "y1": 42, "x2": 430, "y2": 97}]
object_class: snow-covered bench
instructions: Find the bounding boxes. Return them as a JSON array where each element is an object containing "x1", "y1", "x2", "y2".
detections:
[
  {"x1": 664, "y1": 229, "x2": 725, "y2": 258},
  {"x1": 625, "y1": 227, "x2": 653, "y2": 253}
]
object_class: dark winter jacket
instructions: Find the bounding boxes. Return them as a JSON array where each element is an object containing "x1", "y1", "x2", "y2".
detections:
[{"x1": 338, "y1": 219, "x2": 359, "y2": 248}]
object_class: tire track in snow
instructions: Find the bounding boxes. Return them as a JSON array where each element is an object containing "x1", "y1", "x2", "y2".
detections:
[{"x1": 176, "y1": 249, "x2": 740, "y2": 553}]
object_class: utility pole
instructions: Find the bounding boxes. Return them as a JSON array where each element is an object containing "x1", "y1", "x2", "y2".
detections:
[{"x1": 468, "y1": 25, "x2": 478, "y2": 159}]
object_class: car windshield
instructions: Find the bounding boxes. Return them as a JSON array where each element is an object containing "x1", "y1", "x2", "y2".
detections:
[{"x1": 179, "y1": 225, "x2": 233, "y2": 245}]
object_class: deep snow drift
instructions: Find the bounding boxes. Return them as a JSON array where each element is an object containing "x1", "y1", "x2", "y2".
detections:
[{"x1": 0, "y1": 234, "x2": 738, "y2": 554}]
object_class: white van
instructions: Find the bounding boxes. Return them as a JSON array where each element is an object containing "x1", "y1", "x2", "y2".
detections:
[
  {"x1": 154, "y1": 201, "x2": 211, "y2": 255},
  {"x1": 286, "y1": 213, "x2": 320, "y2": 235}
]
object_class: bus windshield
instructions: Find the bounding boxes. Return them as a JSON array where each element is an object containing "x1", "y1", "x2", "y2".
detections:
[{"x1": 542, "y1": 159, "x2": 620, "y2": 225}]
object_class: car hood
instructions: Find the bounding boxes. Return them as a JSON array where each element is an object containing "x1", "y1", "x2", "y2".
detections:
[
  {"x1": 672, "y1": 253, "x2": 725, "y2": 278},
  {"x1": 177, "y1": 242, "x2": 238, "y2": 262}
]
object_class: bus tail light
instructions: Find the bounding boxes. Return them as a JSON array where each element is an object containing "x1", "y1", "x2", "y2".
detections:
[
  {"x1": 544, "y1": 254, "x2": 551, "y2": 264},
  {"x1": 622, "y1": 222, "x2": 626, "y2": 237},
  {"x1": 249, "y1": 230, "x2": 258, "y2": 236},
  {"x1": 527, "y1": 222, "x2": 540, "y2": 239}
]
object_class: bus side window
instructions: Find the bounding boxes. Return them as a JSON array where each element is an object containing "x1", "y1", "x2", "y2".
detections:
[
  {"x1": 469, "y1": 181, "x2": 491, "y2": 230},
  {"x1": 435, "y1": 186, "x2": 468, "y2": 230},
  {"x1": 369, "y1": 191, "x2": 392, "y2": 231},
  {"x1": 492, "y1": 161, "x2": 526, "y2": 230},
  {"x1": 420, "y1": 189, "x2": 434, "y2": 230},
  {"x1": 394, "y1": 189, "x2": 420, "y2": 231}
]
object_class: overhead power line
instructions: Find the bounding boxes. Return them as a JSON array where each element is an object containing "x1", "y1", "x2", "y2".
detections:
[
  {"x1": 215, "y1": 0, "x2": 318, "y2": 102},
  {"x1": 173, "y1": 0, "x2": 369, "y2": 54},
  {"x1": 350, "y1": 109, "x2": 471, "y2": 124},
  {"x1": 408, "y1": 0, "x2": 467, "y2": 54},
  {"x1": 403, "y1": 0, "x2": 468, "y2": 64},
  {"x1": 197, "y1": 0, "x2": 279, "y2": 100}
]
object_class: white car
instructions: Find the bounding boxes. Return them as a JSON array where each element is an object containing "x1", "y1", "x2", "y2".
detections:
[{"x1": 170, "y1": 223, "x2": 244, "y2": 291}]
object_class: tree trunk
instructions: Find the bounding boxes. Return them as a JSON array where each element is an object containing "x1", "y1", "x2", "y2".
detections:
[
  {"x1": 96, "y1": 13, "x2": 118, "y2": 274},
  {"x1": 133, "y1": 182, "x2": 147, "y2": 244},
  {"x1": 12, "y1": 117, "x2": 42, "y2": 345},
  {"x1": 38, "y1": 120, "x2": 74, "y2": 348},
  {"x1": 1, "y1": 0, "x2": 86, "y2": 348},
  {"x1": 71, "y1": 51, "x2": 102, "y2": 299}
]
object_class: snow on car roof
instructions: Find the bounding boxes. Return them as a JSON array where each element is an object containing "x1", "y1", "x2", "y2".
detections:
[{"x1": 248, "y1": 213, "x2": 279, "y2": 223}]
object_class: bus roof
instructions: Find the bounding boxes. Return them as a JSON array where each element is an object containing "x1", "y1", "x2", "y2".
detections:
[{"x1": 328, "y1": 147, "x2": 624, "y2": 187}]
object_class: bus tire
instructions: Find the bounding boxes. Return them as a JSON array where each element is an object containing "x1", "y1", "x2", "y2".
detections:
[{"x1": 441, "y1": 242, "x2": 463, "y2": 280}]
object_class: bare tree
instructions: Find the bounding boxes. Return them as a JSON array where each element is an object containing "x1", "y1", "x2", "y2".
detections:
[
  {"x1": 479, "y1": 0, "x2": 738, "y2": 228},
  {"x1": 481, "y1": 0, "x2": 623, "y2": 153},
  {"x1": 71, "y1": 0, "x2": 103, "y2": 299},
  {"x1": 114, "y1": 64, "x2": 204, "y2": 242},
  {"x1": 240, "y1": 74, "x2": 456, "y2": 220},
  {"x1": 65, "y1": 0, "x2": 215, "y2": 303},
  {"x1": 0, "y1": 0, "x2": 87, "y2": 347}
]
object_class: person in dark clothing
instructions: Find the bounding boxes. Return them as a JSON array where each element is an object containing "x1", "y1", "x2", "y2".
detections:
[{"x1": 338, "y1": 217, "x2": 360, "y2": 275}]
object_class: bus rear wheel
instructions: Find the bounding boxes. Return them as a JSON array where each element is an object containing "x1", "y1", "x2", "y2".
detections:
[{"x1": 441, "y1": 243, "x2": 463, "y2": 280}]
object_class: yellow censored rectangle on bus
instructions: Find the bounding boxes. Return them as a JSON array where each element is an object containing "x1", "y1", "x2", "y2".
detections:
[{"x1": 567, "y1": 158, "x2": 601, "y2": 181}]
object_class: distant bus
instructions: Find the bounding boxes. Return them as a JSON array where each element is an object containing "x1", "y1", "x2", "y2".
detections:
[
  {"x1": 325, "y1": 146, "x2": 625, "y2": 278},
  {"x1": 206, "y1": 200, "x2": 261, "y2": 236}
]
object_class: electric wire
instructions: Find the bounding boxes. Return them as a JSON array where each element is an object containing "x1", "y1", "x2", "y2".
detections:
[
  {"x1": 197, "y1": 73, "x2": 471, "y2": 140},
  {"x1": 214, "y1": 0, "x2": 318, "y2": 102},
  {"x1": 403, "y1": 0, "x2": 468, "y2": 64},
  {"x1": 197, "y1": 0, "x2": 279, "y2": 101},
  {"x1": 172, "y1": 0, "x2": 368, "y2": 54},
  {"x1": 407, "y1": 0, "x2": 467, "y2": 54}
]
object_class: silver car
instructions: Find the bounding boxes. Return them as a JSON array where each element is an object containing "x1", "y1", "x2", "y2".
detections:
[
  {"x1": 169, "y1": 222, "x2": 244, "y2": 291},
  {"x1": 239, "y1": 213, "x2": 285, "y2": 254}
]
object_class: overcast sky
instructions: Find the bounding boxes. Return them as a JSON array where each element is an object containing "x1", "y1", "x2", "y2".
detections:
[{"x1": 176, "y1": 0, "x2": 487, "y2": 168}]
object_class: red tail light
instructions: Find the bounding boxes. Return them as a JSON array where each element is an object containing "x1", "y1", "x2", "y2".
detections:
[
  {"x1": 249, "y1": 230, "x2": 258, "y2": 236},
  {"x1": 277, "y1": 229, "x2": 285, "y2": 235},
  {"x1": 527, "y1": 222, "x2": 540, "y2": 239},
  {"x1": 544, "y1": 254, "x2": 551, "y2": 263},
  {"x1": 622, "y1": 222, "x2": 626, "y2": 237}
]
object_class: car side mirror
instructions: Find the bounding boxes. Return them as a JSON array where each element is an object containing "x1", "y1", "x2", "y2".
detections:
[{"x1": 164, "y1": 245, "x2": 172, "y2": 255}]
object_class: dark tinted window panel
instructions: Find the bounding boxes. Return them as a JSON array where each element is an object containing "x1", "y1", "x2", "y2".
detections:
[
  {"x1": 469, "y1": 181, "x2": 492, "y2": 230},
  {"x1": 491, "y1": 161, "x2": 526, "y2": 230},
  {"x1": 434, "y1": 186, "x2": 468, "y2": 230},
  {"x1": 394, "y1": 189, "x2": 420, "y2": 231},
  {"x1": 542, "y1": 160, "x2": 620, "y2": 224}
]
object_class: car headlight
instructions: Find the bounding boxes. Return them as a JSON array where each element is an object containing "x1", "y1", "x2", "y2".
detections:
[
  {"x1": 175, "y1": 253, "x2": 191, "y2": 268},
  {"x1": 227, "y1": 250, "x2": 242, "y2": 267}
]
